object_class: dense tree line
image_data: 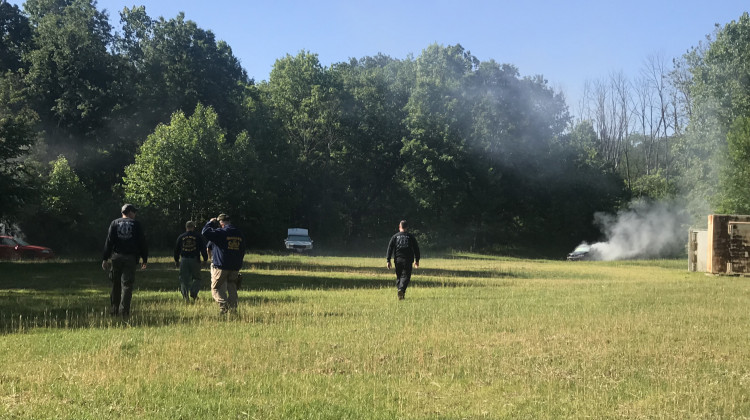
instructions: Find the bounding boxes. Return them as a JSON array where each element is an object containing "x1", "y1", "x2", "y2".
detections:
[{"x1": 1, "y1": 0, "x2": 748, "y2": 256}]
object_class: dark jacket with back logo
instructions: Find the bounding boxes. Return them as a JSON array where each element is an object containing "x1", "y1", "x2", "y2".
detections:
[
  {"x1": 386, "y1": 231, "x2": 420, "y2": 264},
  {"x1": 174, "y1": 231, "x2": 208, "y2": 263},
  {"x1": 102, "y1": 217, "x2": 148, "y2": 263}
]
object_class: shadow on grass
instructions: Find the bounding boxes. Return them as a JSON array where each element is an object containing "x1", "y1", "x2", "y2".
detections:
[
  {"x1": 245, "y1": 261, "x2": 527, "y2": 279},
  {"x1": 0, "y1": 291, "x2": 309, "y2": 334},
  {"x1": 0, "y1": 260, "x2": 517, "y2": 334},
  {"x1": 235, "y1": 272, "x2": 493, "y2": 291},
  {"x1": 1, "y1": 261, "x2": 524, "y2": 292}
]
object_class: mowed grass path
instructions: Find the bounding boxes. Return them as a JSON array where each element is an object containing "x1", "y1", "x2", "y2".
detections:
[{"x1": 1, "y1": 254, "x2": 749, "y2": 419}]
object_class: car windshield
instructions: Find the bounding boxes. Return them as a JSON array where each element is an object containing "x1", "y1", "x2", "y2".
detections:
[
  {"x1": 573, "y1": 244, "x2": 590, "y2": 253},
  {"x1": 13, "y1": 238, "x2": 29, "y2": 246},
  {"x1": 287, "y1": 235, "x2": 311, "y2": 242},
  {"x1": 1, "y1": 237, "x2": 17, "y2": 246}
]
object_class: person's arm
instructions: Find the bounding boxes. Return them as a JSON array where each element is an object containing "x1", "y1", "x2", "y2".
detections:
[
  {"x1": 137, "y1": 220, "x2": 148, "y2": 268},
  {"x1": 201, "y1": 219, "x2": 218, "y2": 241},
  {"x1": 102, "y1": 221, "x2": 115, "y2": 260},
  {"x1": 386, "y1": 235, "x2": 395, "y2": 268},
  {"x1": 199, "y1": 235, "x2": 208, "y2": 262},
  {"x1": 412, "y1": 234, "x2": 420, "y2": 268},
  {"x1": 101, "y1": 221, "x2": 116, "y2": 270},
  {"x1": 174, "y1": 235, "x2": 182, "y2": 265}
]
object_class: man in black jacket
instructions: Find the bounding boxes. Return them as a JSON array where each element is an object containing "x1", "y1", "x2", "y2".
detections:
[
  {"x1": 102, "y1": 204, "x2": 148, "y2": 316},
  {"x1": 174, "y1": 221, "x2": 208, "y2": 303},
  {"x1": 386, "y1": 220, "x2": 420, "y2": 300}
]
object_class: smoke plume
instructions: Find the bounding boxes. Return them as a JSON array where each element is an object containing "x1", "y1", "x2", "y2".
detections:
[{"x1": 588, "y1": 200, "x2": 688, "y2": 261}]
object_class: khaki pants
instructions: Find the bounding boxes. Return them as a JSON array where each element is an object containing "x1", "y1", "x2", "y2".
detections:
[{"x1": 211, "y1": 265, "x2": 239, "y2": 311}]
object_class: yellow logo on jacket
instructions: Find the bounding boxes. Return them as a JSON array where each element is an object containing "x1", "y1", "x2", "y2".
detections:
[
  {"x1": 227, "y1": 237, "x2": 242, "y2": 251},
  {"x1": 182, "y1": 237, "x2": 197, "y2": 252}
]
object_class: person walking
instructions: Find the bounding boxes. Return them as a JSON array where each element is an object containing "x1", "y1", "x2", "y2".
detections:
[
  {"x1": 386, "y1": 220, "x2": 420, "y2": 300},
  {"x1": 201, "y1": 214, "x2": 245, "y2": 313},
  {"x1": 174, "y1": 221, "x2": 208, "y2": 303},
  {"x1": 102, "y1": 204, "x2": 148, "y2": 316}
]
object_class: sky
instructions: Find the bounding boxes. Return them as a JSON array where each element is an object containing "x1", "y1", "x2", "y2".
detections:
[{"x1": 9, "y1": 0, "x2": 750, "y2": 112}]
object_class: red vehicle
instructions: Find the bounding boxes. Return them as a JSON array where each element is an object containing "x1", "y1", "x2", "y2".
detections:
[{"x1": 0, "y1": 236, "x2": 55, "y2": 260}]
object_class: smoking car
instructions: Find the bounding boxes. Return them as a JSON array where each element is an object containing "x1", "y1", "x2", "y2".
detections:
[
  {"x1": 284, "y1": 228, "x2": 313, "y2": 253},
  {"x1": 0, "y1": 236, "x2": 55, "y2": 260},
  {"x1": 567, "y1": 243, "x2": 592, "y2": 261}
]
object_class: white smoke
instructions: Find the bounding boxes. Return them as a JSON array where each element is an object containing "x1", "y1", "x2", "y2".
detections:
[{"x1": 588, "y1": 200, "x2": 688, "y2": 261}]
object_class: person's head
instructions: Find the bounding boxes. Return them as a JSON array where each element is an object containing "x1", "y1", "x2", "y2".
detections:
[
  {"x1": 217, "y1": 213, "x2": 231, "y2": 227},
  {"x1": 185, "y1": 221, "x2": 195, "y2": 231},
  {"x1": 121, "y1": 204, "x2": 138, "y2": 219},
  {"x1": 399, "y1": 220, "x2": 408, "y2": 232}
]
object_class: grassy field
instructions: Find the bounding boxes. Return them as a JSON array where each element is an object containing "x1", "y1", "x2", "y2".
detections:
[{"x1": 1, "y1": 254, "x2": 749, "y2": 419}]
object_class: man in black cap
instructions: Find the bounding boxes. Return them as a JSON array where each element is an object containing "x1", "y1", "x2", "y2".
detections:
[
  {"x1": 202, "y1": 213, "x2": 245, "y2": 313},
  {"x1": 174, "y1": 221, "x2": 208, "y2": 303},
  {"x1": 102, "y1": 204, "x2": 148, "y2": 316},
  {"x1": 386, "y1": 220, "x2": 420, "y2": 300}
]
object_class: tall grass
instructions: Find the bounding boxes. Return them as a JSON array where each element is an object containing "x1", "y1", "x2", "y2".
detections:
[{"x1": 1, "y1": 254, "x2": 749, "y2": 419}]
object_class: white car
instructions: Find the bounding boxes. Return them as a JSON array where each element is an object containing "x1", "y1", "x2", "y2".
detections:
[
  {"x1": 567, "y1": 243, "x2": 591, "y2": 261},
  {"x1": 284, "y1": 228, "x2": 313, "y2": 253}
]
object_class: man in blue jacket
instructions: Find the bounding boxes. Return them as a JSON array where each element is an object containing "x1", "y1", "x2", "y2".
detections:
[{"x1": 202, "y1": 213, "x2": 245, "y2": 313}]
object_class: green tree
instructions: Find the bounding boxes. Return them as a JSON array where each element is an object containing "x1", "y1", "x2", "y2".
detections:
[
  {"x1": 234, "y1": 82, "x2": 299, "y2": 245},
  {"x1": 18, "y1": 0, "x2": 126, "y2": 203},
  {"x1": 268, "y1": 51, "x2": 341, "y2": 166},
  {"x1": 565, "y1": 120, "x2": 602, "y2": 168},
  {"x1": 124, "y1": 104, "x2": 225, "y2": 221},
  {"x1": 13, "y1": 154, "x2": 99, "y2": 254},
  {"x1": 0, "y1": 70, "x2": 38, "y2": 219},
  {"x1": 123, "y1": 104, "x2": 263, "y2": 241},
  {"x1": 115, "y1": 10, "x2": 249, "y2": 138},
  {"x1": 23, "y1": 0, "x2": 115, "y2": 138},
  {"x1": 630, "y1": 170, "x2": 677, "y2": 200},
  {"x1": 717, "y1": 116, "x2": 750, "y2": 214},
  {"x1": 400, "y1": 44, "x2": 475, "y2": 216},
  {"x1": 677, "y1": 12, "x2": 750, "y2": 221},
  {"x1": 465, "y1": 60, "x2": 584, "y2": 249},
  {"x1": 397, "y1": 44, "x2": 587, "y2": 250},
  {"x1": 42, "y1": 155, "x2": 91, "y2": 222},
  {"x1": 692, "y1": 13, "x2": 750, "y2": 132},
  {"x1": 0, "y1": 0, "x2": 32, "y2": 72},
  {"x1": 267, "y1": 51, "x2": 345, "y2": 234},
  {"x1": 329, "y1": 55, "x2": 414, "y2": 241}
]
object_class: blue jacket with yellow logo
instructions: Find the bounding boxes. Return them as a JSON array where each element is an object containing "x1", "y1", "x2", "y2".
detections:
[{"x1": 201, "y1": 221, "x2": 245, "y2": 270}]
